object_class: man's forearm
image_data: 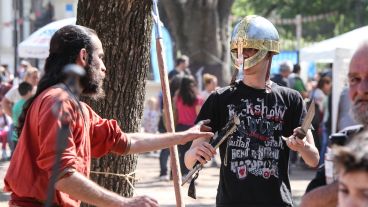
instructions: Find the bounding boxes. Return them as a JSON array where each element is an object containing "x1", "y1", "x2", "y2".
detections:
[
  {"x1": 300, "y1": 182, "x2": 338, "y2": 207},
  {"x1": 127, "y1": 132, "x2": 184, "y2": 154},
  {"x1": 299, "y1": 142, "x2": 319, "y2": 167},
  {"x1": 299, "y1": 131, "x2": 320, "y2": 167},
  {"x1": 55, "y1": 171, "x2": 125, "y2": 207}
]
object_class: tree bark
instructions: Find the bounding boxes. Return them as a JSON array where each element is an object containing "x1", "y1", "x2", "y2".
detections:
[
  {"x1": 76, "y1": 0, "x2": 152, "y2": 205},
  {"x1": 160, "y1": 0, "x2": 234, "y2": 86}
]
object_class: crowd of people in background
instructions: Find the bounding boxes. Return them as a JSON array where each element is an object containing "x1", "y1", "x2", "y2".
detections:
[
  {"x1": 141, "y1": 55, "x2": 220, "y2": 180},
  {"x1": 0, "y1": 60, "x2": 40, "y2": 161}
]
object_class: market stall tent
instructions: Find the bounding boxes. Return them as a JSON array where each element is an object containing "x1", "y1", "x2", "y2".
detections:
[
  {"x1": 18, "y1": 18, "x2": 76, "y2": 59},
  {"x1": 18, "y1": 17, "x2": 174, "y2": 83},
  {"x1": 300, "y1": 26, "x2": 368, "y2": 63}
]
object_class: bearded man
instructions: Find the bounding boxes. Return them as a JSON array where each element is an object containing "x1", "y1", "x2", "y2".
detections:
[{"x1": 4, "y1": 25, "x2": 213, "y2": 207}]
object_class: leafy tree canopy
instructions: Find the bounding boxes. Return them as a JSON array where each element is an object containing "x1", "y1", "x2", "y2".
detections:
[{"x1": 232, "y1": 0, "x2": 368, "y2": 49}]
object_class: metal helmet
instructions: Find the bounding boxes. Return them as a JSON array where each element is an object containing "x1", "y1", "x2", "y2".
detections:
[{"x1": 231, "y1": 15, "x2": 280, "y2": 70}]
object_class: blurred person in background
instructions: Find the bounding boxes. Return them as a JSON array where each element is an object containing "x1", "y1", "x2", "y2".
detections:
[
  {"x1": 310, "y1": 76, "x2": 332, "y2": 162},
  {"x1": 271, "y1": 61, "x2": 291, "y2": 87},
  {"x1": 288, "y1": 64, "x2": 308, "y2": 98},
  {"x1": 310, "y1": 76, "x2": 332, "y2": 111},
  {"x1": 288, "y1": 63, "x2": 310, "y2": 166},
  {"x1": 17, "y1": 60, "x2": 31, "y2": 81},
  {"x1": 2, "y1": 67, "x2": 39, "y2": 157},
  {"x1": 200, "y1": 73, "x2": 219, "y2": 167},
  {"x1": 174, "y1": 75, "x2": 204, "y2": 176},
  {"x1": 200, "y1": 73, "x2": 218, "y2": 101},
  {"x1": 0, "y1": 66, "x2": 13, "y2": 102},
  {"x1": 11, "y1": 82, "x2": 33, "y2": 150},
  {"x1": 142, "y1": 97, "x2": 160, "y2": 134},
  {"x1": 2, "y1": 67, "x2": 39, "y2": 117},
  {"x1": 0, "y1": 105, "x2": 11, "y2": 160},
  {"x1": 0, "y1": 65, "x2": 12, "y2": 83},
  {"x1": 168, "y1": 55, "x2": 191, "y2": 80}
]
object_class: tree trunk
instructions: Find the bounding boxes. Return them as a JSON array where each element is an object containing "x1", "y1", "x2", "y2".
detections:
[
  {"x1": 160, "y1": 0, "x2": 234, "y2": 86},
  {"x1": 76, "y1": 0, "x2": 152, "y2": 205}
]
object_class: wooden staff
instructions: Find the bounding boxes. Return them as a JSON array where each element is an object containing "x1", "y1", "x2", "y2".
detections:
[{"x1": 152, "y1": 1, "x2": 184, "y2": 206}]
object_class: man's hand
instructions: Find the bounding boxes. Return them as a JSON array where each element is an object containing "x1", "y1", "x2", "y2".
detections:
[
  {"x1": 121, "y1": 196, "x2": 158, "y2": 207},
  {"x1": 282, "y1": 127, "x2": 319, "y2": 167},
  {"x1": 282, "y1": 127, "x2": 307, "y2": 152},
  {"x1": 185, "y1": 142, "x2": 216, "y2": 167},
  {"x1": 179, "y1": 119, "x2": 213, "y2": 145}
]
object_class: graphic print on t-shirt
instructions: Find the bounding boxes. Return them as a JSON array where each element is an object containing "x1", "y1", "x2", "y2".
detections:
[{"x1": 226, "y1": 97, "x2": 287, "y2": 180}]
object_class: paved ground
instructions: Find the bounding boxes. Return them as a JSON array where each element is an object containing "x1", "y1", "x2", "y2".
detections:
[{"x1": 0, "y1": 153, "x2": 316, "y2": 207}]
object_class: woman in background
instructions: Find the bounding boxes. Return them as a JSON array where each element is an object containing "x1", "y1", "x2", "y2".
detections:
[{"x1": 174, "y1": 75, "x2": 204, "y2": 176}]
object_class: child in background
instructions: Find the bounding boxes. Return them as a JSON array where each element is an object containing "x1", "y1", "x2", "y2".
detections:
[
  {"x1": 11, "y1": 82, "x2": 33, "y2": 149},
  {"x1": 0, "y1": 105, "x2": 11, "y2": 160},
  {"x1": 142, "y1": 97, "x2": 160, "y2": 134},
  {"x1": 200, "y1": 73, "x2": 218, "y2": 101}
]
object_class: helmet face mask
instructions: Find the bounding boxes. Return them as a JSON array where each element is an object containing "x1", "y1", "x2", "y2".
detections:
[{"x1": 231, "y1": 15, "x2": 280, "y2": 71}]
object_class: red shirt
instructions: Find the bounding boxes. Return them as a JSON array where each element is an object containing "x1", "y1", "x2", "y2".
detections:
[
  {"x1": 176, "y1": 96, "x2": 204, "y2": 126},
  {"x1": 4, "y1": 85, "x2": 130, "y2": 207}
]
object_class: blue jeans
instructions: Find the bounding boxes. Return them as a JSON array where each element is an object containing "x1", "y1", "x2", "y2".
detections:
[
  {"x1": 176, "y1": 124, "x2": 192, "y2": 176},
  {"x1": 159, "y1": 124, "x2": 192, "y2": 176},
  {"x1": 159, "y1": 148, "x2": 170, "y2": 176},
  {"x1": 319, "y1": 125, "x2": 329, "y2": 166}
]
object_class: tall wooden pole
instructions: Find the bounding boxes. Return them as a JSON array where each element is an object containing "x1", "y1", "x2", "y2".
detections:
[{"x1": 152, "y1": 1, "x2": 184, "y2": 206}]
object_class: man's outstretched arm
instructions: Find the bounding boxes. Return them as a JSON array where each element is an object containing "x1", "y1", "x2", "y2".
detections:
[
  {"x1": 55, "y1": 171, "x2": 158, "y2": 207},
  {"x1": 126, "y1": 120, "x2": 213, "y2": 154}
]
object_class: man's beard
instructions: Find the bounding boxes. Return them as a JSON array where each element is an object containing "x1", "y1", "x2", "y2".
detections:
[
  {"x1": 80, "y1": 62, "x2": 105, "y2": 100},
  {"x1": 351, "y1": 100, "x2": 368, "y2": 125}
]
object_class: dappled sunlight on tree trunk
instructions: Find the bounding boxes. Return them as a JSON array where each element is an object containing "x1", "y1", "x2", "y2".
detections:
[{"x1": 77, "y1": 1, "x2": 152, "y2": 205}]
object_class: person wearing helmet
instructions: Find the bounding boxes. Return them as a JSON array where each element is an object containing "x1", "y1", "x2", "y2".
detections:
[{"x1": 184, "y1": 15, "x2": 319, "y2": 206}]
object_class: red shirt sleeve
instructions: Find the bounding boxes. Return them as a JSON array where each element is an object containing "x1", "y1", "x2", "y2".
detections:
[
  {"x1": 85, "y1": 104, "x2": 130, "y2": 158},
  {"x1": 36, "y1": 96, "x2": 79, "y2": 179}
]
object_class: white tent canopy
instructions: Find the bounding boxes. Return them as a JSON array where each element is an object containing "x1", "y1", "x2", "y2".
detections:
[
  {"x1": 300, "y1": 26, "x2": 368, "y2": 63},
  {"x1": 18, "y1": 18, "x2": 76, "y2": 59}
]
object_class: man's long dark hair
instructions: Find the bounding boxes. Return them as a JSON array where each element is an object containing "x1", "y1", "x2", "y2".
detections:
[
  {"x1": 17, "y1": 25, "x2": 96, "y2": 137},
  {"x1": 179, "y1": 75, "x2": 197, "y2": 106}
]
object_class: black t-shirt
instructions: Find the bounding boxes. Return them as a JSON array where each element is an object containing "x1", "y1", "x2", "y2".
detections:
[{"x1": 196, "y1": 81, "x2": 306, "y2": 207}]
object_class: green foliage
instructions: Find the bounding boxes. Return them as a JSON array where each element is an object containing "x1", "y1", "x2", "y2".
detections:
[
  {"x1": 232, "y1": 0, "x2": 254, "y2": 18},
  {"x1": 232, "y1": 0, "x2": 368, "y2": 49}
]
